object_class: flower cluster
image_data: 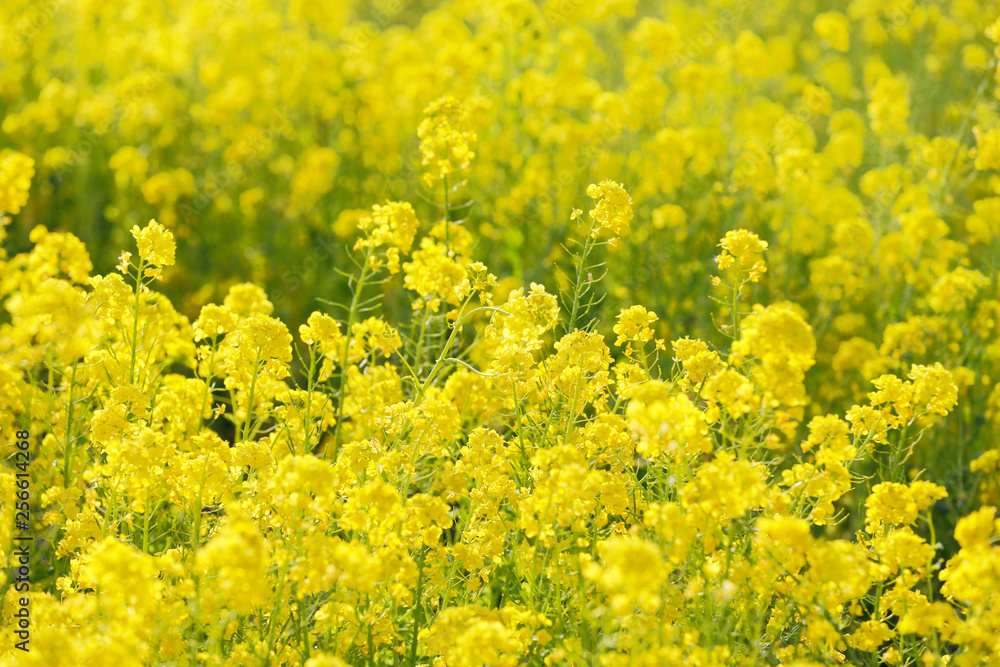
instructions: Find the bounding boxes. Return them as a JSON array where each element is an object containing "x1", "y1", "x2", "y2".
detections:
[
  {"x1": 0, "y1": 149, "x2": 34, "y2": 216},
  {"x1": 2, "y1": 3, "x2": 1000, "y2": 667},
  {"x1": 585, "y1": 180, "x2": 633, "y2": 239},
  {"x1": 417, "y1": 95, "x2": 478, "y2": 189}
]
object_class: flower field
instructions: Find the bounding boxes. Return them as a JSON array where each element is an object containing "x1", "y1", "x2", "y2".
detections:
[{"x1": 4, "y1": 0, "x2": 1000, "y2": 665}]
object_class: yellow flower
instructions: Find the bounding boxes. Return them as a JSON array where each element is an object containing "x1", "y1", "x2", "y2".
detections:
[
  {"x1": 585, "y1": 180, "x2": 633, "y2": 239},
  {"x1": 865, "y1": 480, "x2": 947, "y2": 533},
  {"x1": 973, "y1": 126, "x2": 1000, "y2": 171},
  {"x1": 290, "y1": 146, "x2": 339, "y2": 212},
  {"x1": 456, "y1": 261, "x2": 499, "y2": 305},
  {"x1": 421, "y1": 605, "x2": 537, "y2": 667},
  {"x1": 130, "y1": 219, "x2": 176, "y2": 269},
  {"x1": 418, "y1": 95, "x2": 477, "y2": 188},
  {"x1": 585, "y1": 536, "x2": 668, "y2": 615},
  {"x1": 680, "y1": 451, "x2": 768, "y2": 522},
  {"x1": 908, "y1": 362, "x2": 958, "y2": 416},
  {"x1": 814, "y1": 12, "x2": 850, "y2": 52},
  {"x1": 672, "y1": 337, "x2": 724, "y2": 385},
  {"x1": 730, "y1": 302, "x2": 816, "y2": 407},
  {"x1": 734, "y1": 31, "x2": 771, "y2": 78},
  {"x1": 802, "y1": 414, "x2": 854, "y2": 463},
  {"x1": 299, "y1": 311, "x2": 345, "y2": 379},
  {"x1": 868, "y1": 74, "x2": 910, "y2": 139},
  {"x1": 613, "y1": 305, "x2": 657, "y2": 347},
  {"x1": 716, "y1": 229, "x2": 768, "y2": 282},
  {"x1": 223, "y1": 282, "x2": 274, "y2": 316},
  {"x1": 196, "y1": 509, "x2": 271, "y2": 614},
  {"x1": 219, "y1": 313, "x2": 293, "y2": 388},
  {"x1": 626, "y1": 380, "x2": 710, "y2": 460},
  {"x1": 355, "y1": 201, "x2": 421, "y2": 272},
  {"x1": 0, "y1": 149, "x2": 34, "y2": 215},
  {"x1": 304, "y1": 655, "x2": 349, "y2": 667},
  {"x1": 846, "y1": 620, "x2": 895, "y2": 652},
  {"x1": 349, "y1": 316, "x2": 401, "y2": 360},
  {"x1": 403, "y1": 237, "x2": 470, "y2": 311}
]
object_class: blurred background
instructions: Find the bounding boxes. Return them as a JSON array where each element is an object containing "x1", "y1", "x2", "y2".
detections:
[{"x1": 2, "y1": 0, "x2": 998, "y2": 407}]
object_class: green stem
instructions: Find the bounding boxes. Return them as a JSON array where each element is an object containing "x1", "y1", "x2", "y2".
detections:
[
  {"x1": 731, "y1": 281, "x2": 742, "y2": 339},
  {"x1": 333, "y1": 248, "x2": 374, "y2": 457},
  {"x1": 443, "y1": 173, "x2": 451, "y2": 251},
  {"x1": 936, "y1": 61, "x2": 995, "y2": 201},
  {"x1": 566, "y1": 231, "x2": 597, "y2": 333},
  {"x1": 408, "y1": 549, "x2": 425, "y2": 666},
  {"x1": 128, "y1": 256, "x2": 145, "y2": 386},
  {"x1": 142, "y1": 495, "x2": 152, "y2": 554},
  {"x1": 62, "y1": 361, "x2": 79, "y2": 487},
  {"x1": 300, "y1": 348, "x2": 318, "y2": 455},
  {"x1": 196, "y1": 339, "x2": 218, "y2": 434},
  {"x1": 240, "y1": 348, "x2": 263, "y2": 443},
  {"x1": 413, "y1": 295, "x2": 476, "y2": 407}
]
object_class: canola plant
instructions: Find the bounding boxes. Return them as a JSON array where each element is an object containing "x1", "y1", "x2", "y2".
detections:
[{"x1": 2, "y1": 1, "x2": 1000, "y2": 666}]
